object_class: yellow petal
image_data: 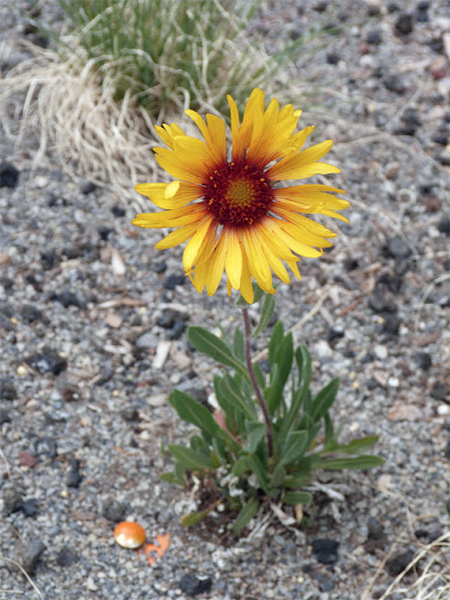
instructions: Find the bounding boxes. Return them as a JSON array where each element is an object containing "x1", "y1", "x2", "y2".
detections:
[
  {"x1": 183, "y1": 215, "x2": 215, "y2": 270},
  {"x1": 206, "y1": 234, "x2": 228, "y2": 296},
  {"x1": 224, "y1": 228, "x2": 243, "y2": 290},
  {"x1": 242, "y1": 228, "x2": 273, "y2": 292},
  {"x1": 155, "y1": 221, "x2": 203, "y2": 249}
]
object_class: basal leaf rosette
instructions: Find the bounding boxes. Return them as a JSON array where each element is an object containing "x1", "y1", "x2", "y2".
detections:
[{"x1": 133, "y1": 88, "x2": 349, "y2": 303}]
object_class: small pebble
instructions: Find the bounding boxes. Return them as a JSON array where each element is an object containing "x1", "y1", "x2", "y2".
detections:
[
  {"x1": 179, "y1": 573, "x2": 213, "y2": 597},
  {"x1": 0, "y1": 161, "x2": 20, "y2": 188},
  {"x1": 2, "y1": 488, "x2": 24, "y2": 516},
  {"x1": 22, "y1": 540, "x2": 46, "y2": 575},
  {"x1": 21, "y1": 498, "x2": 39, "y2": 518},
  {"x1": 386, "y1": 550, "x2": 415, "y2": 576},
  {"x1": 415, "y1": 352, "x2": 432, "y2": 371},
  {"x1": 394, "y1": 13, "x2": 414, "y2": 36},
  {"x1": 311, "y1": 539, "x2": 339, "y2": 565},
  {"x1": 66, "y1": 458, "x2": 82, "y2": 488}
]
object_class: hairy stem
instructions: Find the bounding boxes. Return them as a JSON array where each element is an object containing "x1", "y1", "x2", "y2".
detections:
[{"x1": 242, "y1": 306, "x2": 273, "y2": 457}]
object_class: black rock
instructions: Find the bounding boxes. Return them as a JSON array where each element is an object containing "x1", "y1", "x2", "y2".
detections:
[
  {"x1": 94, "y1": 362, "x2": 114, "y2": 386},
  {"x1": 21, "y1": 498, "x2": 39, "y2": 518},
  {"x1": 367, "y1": 4, "x2": 381, "y2": 16},
  {"x1": 102, "y1": 497, "x2": 126, "y2": 522},
  {"x1": 386, "y1": 550, "x2": 415, "y2": 577},
  {"x1": 417, "y1": 1, "x2": 430, "y2": 10},
  {"x1": 433, "y1": 133, "x2": 448, "y2": 146},
  {"x1": 445, "y1": 440, "x2": 450, "y2": 460},
  {"x1": 40, "y1": 250, "x2": 59, "y2": 270},
  {"x1": 164, "y1": 274, "x2": 186, "y2": 289},
  {"x1": 326, "y1": 52, "x2": 340, "y2": 65},
  {"x1": 157, "y1": 309, "x2": 184, "y2": 329},
  {"x1": 430, "y1": 381, "x2": 447, "y2": 402},
  {"x1": 415, "y1": 352, "x2": 432, "y2": 371},
  {"x1": 388, "y1": 3, "x2": 399, "y2": 13},
  {"x1": 366, "y1": 377, "x2": 379, "y2": 390},
  {"x1": 35, "y1": 436, "x2": 58, "y2": 459},
  {"x1": 98, "y1": 226, "x2": 113, "y2": 240},
  {"x1": 385, "y1": 236, "x2": 412, "y2": 260},
  {"x1": 428, "y1": 37, "x2": 444, "y2": 54},
  {"x1": 66, "y1": 459, "x2": 82, "y2": 488},
  {"x1": 111, "y1": 204, "x2": 126, "y2": 218},
  {"x1": 25, "y1": 349, "x2": 68, "y2": 375},
  {"x1": 56, "y1": 548, "x2": 78, "y2": 567},
  {"x1": 377, "y1": 272, "x2": 402, "y2": 294},
  {"x1": 22, "y1": 539, "x2": 46, "y2": 575},
  {"x1": 0, "y1": 379, "x2": 17, "y2": 401},
  {"x1": 327, "y1": 327, "x2": 345, "y2": 345},
  {"x1": 0, "y1": 277, "x2": 14, "y2": 290},
  {"x1": 367, "y1": 517, "x2": 385, "y2": 541},
  {"x1": 394, "y1": 13, "x2": 414, "y2": 36},
  {"x1": 344, "y1": 258, "x2": 358, "y2": 271},
  {"x1": 3, "y1": 488, "x2": 24, "y2": 516},
  {"x1": 153, "y1": 260, "x2": 167, "y2": 274},
  {"x1": 179, "y1": 573, "x2": 213, "y2": 597},
  {"x1": 369, "y1": 285, "x2": 398, "y2": 314},
  {"x1": 81, "y1": 181, "x2": 96, "y2": 195},
  {"x1": 311, "y1": 538, "x2": 340, "y2": 565},
  {"x1": 51, "y1": 289, "x2": 85, "y2": 309},
  {"x1": 436, "y1": 154, "x2": 450, "y2": 167},
  {"x1": 367, "y1": 29, "x2": 382, "y2": 45},
  {"x1": 0, "y1": 408, "x2": 11, "y2": 424},
  {"x1": 0, "y1": 161, "x2": 20, "y2": 188},
  {"x1": 438, "y1": 217, "x2": 450, "y2": 236},
  {"x1": 20, "y1": 304, "x2": 42, "y2": 323},
  {"x1": 383, "y1": 74, "x2": 407, "y2": 94},
  {"x1": 168, "y1": 320, "x2": 188, "y2": 340},
  {"x1": 383, "y1": 314, "x2": 401, "y2": 336},
  {"x1": 121, "y1": 406, "x2": 140, "y2": 422}
]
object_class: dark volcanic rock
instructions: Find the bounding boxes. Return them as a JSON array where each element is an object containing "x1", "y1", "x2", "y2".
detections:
[
  {"x1": 25, "y1": 349, "x2": 68, "y2": 375},
  {"x1": 102, "y1": 497, "x2": 127, "y2": 522},
  {"x1": 21, "y1": 539, "x2": 46, "y2": 575},
  {"x1": 0, "y1": 161, "x2": 19, "y2": 188},
  {"x1": 179, "y1": 573, "x2": 213, "y2": 597},
  {"x1": 66, "y1": 458, "x2": 82, "y2": 488},
  {"x1": 386, "y1": 550, "x2": 415, "y2": 576},
  {"x1": 3, "y1": 487, "x2": 24, "y2": 516},
  {"x1": 0, "y1": 379, "x2": 17, "y2": 401},
  {"x1": 394, "y1": 13, "x2": 414, "y2": 36},
  {"x1": 312, "y1": 538, "x2": 340, "y2": 565}
]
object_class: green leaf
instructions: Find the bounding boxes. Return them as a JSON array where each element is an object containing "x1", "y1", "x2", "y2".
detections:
[
  {"x1": 325, "y1": 435, "x2": 380, "y2": 456},
  {"x1": 283, "y1": 473, "x2": 312, "y2": 489},
  {"x1": 243, "y1": 422, "x2": 266, "y2": 453},
  {"x1": 269, "y1": 463, "x2": 286, "y2": 488},
  {"x1": 280, "y1": 430, "x2": 309, "y2": 466},
  {"x1": 236, "y1": 282, "x2": 265, "y2": 306},
  {"x1": 283, "y1": 491, "x2": 313, "y2": 506},
  {"x1": 253, "y1": 293, "x2": 275, "y2": 336},
  {"x1": 188, "y1": 326, "x2": 248, "y2": 378},
  {"x1": 168, "y1": 444, "x2": 215, "y2": 471},
  {"x1": 232, "y1": 327, "x2": 245, "y2": 362},
  {"x1": 311, "y1": 378, "x2": 340, "y2": 422},
  {"x1": 232, "y1": 455, "x2": 251, "y2": 477},
  {"x1": 159, "y1": 471, "x2": 184, "y2": 485},
  {"x1": 268, "y1": 321, "x2": 284, "y2": 364},
  {"x1": 232, "y1": 497, "x2": 260, "y2": 536},
  {"x1": 219, "y1": 373, "x2": 256, "y2": 420},
  {"x1": 317, "y1": 455, "x2": 385, "y2": 470},
  {"x1": 279, "y1": 346, "x2": 312, "y2": 437},
  {"x1": 248, "y1": 454, "x2": 268, "y2": 491},
  {"x1": 180, "y1": 509, "x2": 212, "y2": 527},
  {"x1": 253, "y1": 362, "x2": 266, "y2": 391},
  {"x1": 169, "y1": 389, "x2": 219, "y2": 438}
]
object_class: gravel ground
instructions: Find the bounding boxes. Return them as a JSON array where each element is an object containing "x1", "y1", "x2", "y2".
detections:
[{"x1": 1, "y1": 1, "x2": 450, "y2": 599}]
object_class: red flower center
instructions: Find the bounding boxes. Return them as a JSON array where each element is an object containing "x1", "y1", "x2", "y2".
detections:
[{"x1": 203, "y1": 160, "x2": 275, "y2": 227}]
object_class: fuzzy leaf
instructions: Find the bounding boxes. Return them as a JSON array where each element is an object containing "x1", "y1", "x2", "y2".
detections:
[
  {"x1": 253, "y1": 293, "x2": 276, "y2": 336},
  {"x1": 232, "y1": 327, "x2": 245, "y2": 362},
  {"x1": 311, "y1": 378, "x2": 340, "y2": 422},
  {"x1": 169, "y1": 389, "x2": 219, "y2": 437},
  {"x1": 236, "y1": 282, "x2": 265, "y2": 305},
  {"x1": 243, "y1": 422, "x2": 266, "y2": 453},
  {"x1": 283, "y1": 491, "x2": 313, "y2": 506},
  {"x1": 168, "y1": 444, "x2": 215, "y2": 471},
  {"x1": 232, "y1": 497, "x2": 260, "y2": 536},
  {"x1": 188, "y1": 326, "x2": 248, "y2": 378},
  {"x1": 219, "y1": 373, "x2": 256, "y2": 420},
  {"x1": 159, "y1": 471, "x2": 184, "y2": 486},
  {"x1": 280, "y1": 430, "x2": 309, "y2": 466},
  {"x1": 327, "y1": 435, "x2": 380, "y2": 456},
  {"x1": 180, "y1": 509, "x2": 212, "y2": 527},
  {"x1": 269, "y1": 463, "x2": 286, "y2": 488},
  {"x1": 268, "y1": 321, "x2": 284, "y2": 364},
  {"x1": 318, "y1": 455, "x2": 385, "y2": 470}
]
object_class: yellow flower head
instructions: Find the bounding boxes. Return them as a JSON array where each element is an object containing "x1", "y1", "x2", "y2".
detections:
[{"x1": 133, "y1": 88, "x2": 349, "y2": 303}]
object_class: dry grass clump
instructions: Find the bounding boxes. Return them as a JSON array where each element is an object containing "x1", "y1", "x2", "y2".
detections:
[
  {"x1": 363, "y1": 531, "x2": 450, "y2": 600},
  {"x1": 0, "y1": 1, "x2": 277, "y2": 200}
]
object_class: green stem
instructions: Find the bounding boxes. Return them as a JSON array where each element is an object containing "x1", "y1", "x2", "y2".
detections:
[{"x1": 242, "y1": 306, "x2": 273, "y2": 457}]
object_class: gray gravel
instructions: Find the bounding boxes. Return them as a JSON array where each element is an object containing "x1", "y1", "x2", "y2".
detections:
[{"x1": 1, "y1": 1, "x2": 450, "y2": 599}]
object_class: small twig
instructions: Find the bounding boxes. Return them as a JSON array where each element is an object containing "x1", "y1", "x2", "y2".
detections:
[
  {"x1": 0, "y1": 555, "x2": 44, "y2": 599},
  {"x1": 242, "y1": 307, "x2": 273, "y2": 457}
]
